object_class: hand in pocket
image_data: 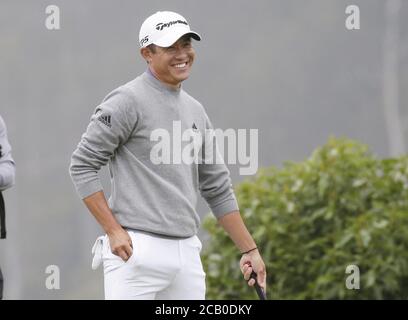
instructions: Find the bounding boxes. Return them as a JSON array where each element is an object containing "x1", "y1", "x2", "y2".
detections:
[{"x1": 107, "y1": 228, "x2": 133, "y2": 262}]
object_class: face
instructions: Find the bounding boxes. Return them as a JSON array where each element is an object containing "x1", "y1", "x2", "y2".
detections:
[{"x1": 142, "y1": 35, "x2": 195, "y2": 88}]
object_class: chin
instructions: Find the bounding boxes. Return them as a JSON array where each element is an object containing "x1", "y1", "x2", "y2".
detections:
[
  {"x1": 173, "y1": 73, "x2": 190, "y2": 82},
  {"x1": 179, "y1": 74, "x2": 190, "y2": 81}
]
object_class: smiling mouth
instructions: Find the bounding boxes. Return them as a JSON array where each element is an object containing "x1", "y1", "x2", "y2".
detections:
[{"x1": 172, "y1": 62, "x2": 188, "y2": 68}]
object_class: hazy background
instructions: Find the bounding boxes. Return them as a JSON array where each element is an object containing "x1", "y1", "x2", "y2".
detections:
[{"x1": 0, "y1": 0, "x2": 407, "y2": 299}]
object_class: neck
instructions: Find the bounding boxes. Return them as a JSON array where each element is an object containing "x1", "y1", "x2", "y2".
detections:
[{"x1": 148, "y1": 66, "x2": 181, "y2": 90}]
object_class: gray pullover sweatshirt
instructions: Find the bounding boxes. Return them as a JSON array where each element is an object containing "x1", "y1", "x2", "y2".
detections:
[
  {"x1": 0, "y1": 115, "x2": 15, "y2": 191},
  {"x1": 69, "y1": 70, "x2": 239, "y2": 238}
]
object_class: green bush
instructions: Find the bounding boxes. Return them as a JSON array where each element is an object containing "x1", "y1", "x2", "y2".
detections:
[{"x1": 202, "y1": 137, "x2": 408, "y2": 299}]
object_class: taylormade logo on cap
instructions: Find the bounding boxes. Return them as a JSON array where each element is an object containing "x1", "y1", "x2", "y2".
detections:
[
  {"x1": 139, "y1": 11, "x2": 201, "y2": 48},
  {"x1": 156, "y1": 20, "x2": 188, "y2": 31}
]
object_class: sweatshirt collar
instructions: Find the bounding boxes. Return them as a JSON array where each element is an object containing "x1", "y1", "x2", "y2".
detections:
[{"x1": 143, "y1": 67, "x2": 182, "y2": 95}]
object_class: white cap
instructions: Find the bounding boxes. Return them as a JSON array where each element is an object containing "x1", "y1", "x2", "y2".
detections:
[{"x1": 139, "y1": 11, "x2": 201, "y2": 48}]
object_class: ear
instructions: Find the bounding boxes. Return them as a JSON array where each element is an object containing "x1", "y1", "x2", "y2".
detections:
[{"x1": 140, "y1": 47, "x2": 152, "y2": 64}]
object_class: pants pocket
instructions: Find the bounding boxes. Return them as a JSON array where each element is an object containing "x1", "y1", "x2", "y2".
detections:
[
  {"x1": 102, "y1": 232, "x2": 140, "y2": 273},
  {"x1": 193, "y1": 235, "x2": 203, "y2": 252}
]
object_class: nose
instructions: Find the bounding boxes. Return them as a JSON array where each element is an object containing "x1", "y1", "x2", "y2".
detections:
[{"x1": 174, "y1": 48, "x2": 189, "y2": 61}]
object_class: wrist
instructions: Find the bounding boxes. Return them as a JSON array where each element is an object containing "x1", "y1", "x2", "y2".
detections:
[
  {"x1": 241, "y1": 246, "x2": 258, "y2": 255},
  {"x1": 105, "y1": 224, "x2": 124, "y2": 236}
]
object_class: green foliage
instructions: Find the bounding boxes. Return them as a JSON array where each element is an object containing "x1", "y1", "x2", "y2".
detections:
[{"x1": 202, "y1": 137, "x2": 408, "y2": 299}]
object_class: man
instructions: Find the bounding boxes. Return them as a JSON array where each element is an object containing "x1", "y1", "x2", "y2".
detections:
[
  {"x1": 0, "y1": 114, "x2": 16, "y2": 300},
  {"x1": 70, "y1": 11, "x2": 266, "y2": 300}
]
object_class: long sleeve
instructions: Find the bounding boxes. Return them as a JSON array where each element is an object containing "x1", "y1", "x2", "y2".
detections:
[
  {"x1": 198, "y1": 113, "x2": 239, "y2": 218},
  {"x1": 0, "y1": 115, "x2": 16, "y2": 191},
  {"x1": 69, "y1": 87, "x2": 138, "y2": 199}
]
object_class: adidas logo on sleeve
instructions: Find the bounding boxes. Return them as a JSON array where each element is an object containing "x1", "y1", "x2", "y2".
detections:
[{"x1": 97, "y1": 114, "x2": 112, "y2": 128}]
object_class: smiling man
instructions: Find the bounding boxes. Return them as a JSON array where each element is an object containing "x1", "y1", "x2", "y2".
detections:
[{"x1": 70, "y1": 11, "x2": 266, "y2": 300}]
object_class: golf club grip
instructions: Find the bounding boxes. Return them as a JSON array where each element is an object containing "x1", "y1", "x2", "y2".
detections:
[{"x1": 250, "y1": 271, "x2": 267, "y2": 300}]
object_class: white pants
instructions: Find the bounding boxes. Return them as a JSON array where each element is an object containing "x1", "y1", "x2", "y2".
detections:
[{"x1": 92, "y1": 229, "x2": 206, "y2": 300}]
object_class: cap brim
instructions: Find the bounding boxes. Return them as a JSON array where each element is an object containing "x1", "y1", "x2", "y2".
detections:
[{"x1": 154, "y1": 28, "x2": 201, "y2": 47}]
